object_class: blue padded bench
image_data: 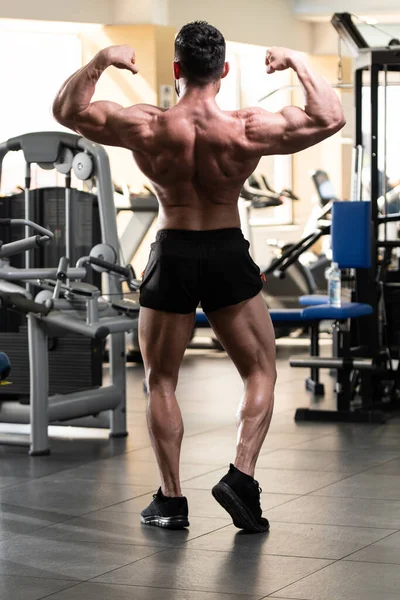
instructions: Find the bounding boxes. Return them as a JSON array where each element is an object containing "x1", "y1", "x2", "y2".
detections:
[
  {"x1": 271, "y1": 303, "x2": 373, "y2": 396},
  {"x1": 301, "y1": 302, "x2": 372, "y2": 320},
  {"x1": 271, "y1": 303, "x2": 373, "y2": 320},
  {"x1": 197, "y1": 302, "x2": 372, "y2": 325},
  {"x1": 196, "y1": 303, "x2": 372, "y2": 329},
  {"x1": 299, "y1": 294, "x2": 329, "y2": 306}
]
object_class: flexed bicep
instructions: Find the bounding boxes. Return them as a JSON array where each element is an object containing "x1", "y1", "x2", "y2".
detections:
[
  {"x1": 244, "y1": 104, "x2": 343, "y2": 157},
  {"x1": 243, "y1": 47, "x2": 345, "y2": 157},
  {"x1": 53, "y1": 46, "x2": 155, "y2": 148}
]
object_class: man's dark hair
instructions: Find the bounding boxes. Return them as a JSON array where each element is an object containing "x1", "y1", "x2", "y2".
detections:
[{"x1": 175, "y1": 21, "x2": 226, "y2": 84}]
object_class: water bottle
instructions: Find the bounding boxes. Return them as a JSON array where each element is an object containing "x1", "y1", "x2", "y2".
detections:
[{"x1": 326, "y1": 262, "x2": 341, "y2": 307}]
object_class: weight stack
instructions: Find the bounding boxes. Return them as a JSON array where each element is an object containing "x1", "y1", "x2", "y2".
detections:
[
  {"x1": 0, "y1": 186, "x2": 104, "y2": 401},
  {"x1": 0, "y1": 326, "x2": 103, "y2": 401}
]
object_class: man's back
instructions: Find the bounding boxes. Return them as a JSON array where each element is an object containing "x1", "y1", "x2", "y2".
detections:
[
  {"x1": 53, "y1": 44, "x2": 344, "y2": 232},
  {"x1": 125, "y1": 100, "x2": 260, "y2": 229}
]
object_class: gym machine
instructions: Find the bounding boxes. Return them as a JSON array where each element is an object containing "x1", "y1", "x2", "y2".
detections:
[
  {"x1": 0, "y1": 132, "x2": 139, "y2": 454},
  {"x1": 287, "y1": 13, "x2": 400, "y2": 422}
]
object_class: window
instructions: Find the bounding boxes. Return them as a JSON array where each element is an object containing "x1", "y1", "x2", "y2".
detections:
[{"x1": 0, "y1": 26, "x2": 82, "y2": 192}]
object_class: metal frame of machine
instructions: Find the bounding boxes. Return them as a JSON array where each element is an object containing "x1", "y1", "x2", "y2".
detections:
[
  {"x1": 287, "y1": 14, "x2": 400, "y2": 422},
  {"x1": 0, "y1": 132, "x2": 139, "y2": 454}
]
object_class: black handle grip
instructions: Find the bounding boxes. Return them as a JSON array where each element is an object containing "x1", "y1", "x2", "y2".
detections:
[
  {"x1": 6, "y1": 137, "x2": 22, "y2": 152},
  {"x1": 0, "y1": 219, "x2": 11, "y2": 226},
  {"x1": 89, "y1": 256, "x2": 131, "y2": 278},
  {"x1": 0, "y1": 293, "x2": 51, "y2": 316},
  {"x1": 95, "y1": 326, "x2": 110, "y2": 340}
]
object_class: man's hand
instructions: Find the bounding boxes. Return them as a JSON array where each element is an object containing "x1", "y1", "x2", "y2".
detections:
[
  {"x1": 265, "y1": 47, "x2": 303, "y2": 74},
  {"x1": 100, "y1": 45, "x2": 139, "y2": 74}
]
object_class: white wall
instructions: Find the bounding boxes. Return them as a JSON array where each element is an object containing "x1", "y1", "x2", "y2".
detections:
[
  {"x1": 168, "y1": 0, "x2": 313, "y2": 52},
  {"x1": 0, "y1": 0, "x2": 312, "y2": 51},
  {"x1": 111, "y1": 0, "x2": 168, "y2": 26},
  {"x1": 293, "y1": 0, "x2": 400, "y2": 18},
  {"x1": 0, "y1": 0, "x2": 112, "y2": 23},
  {"x1": 312, "y1": 22, "x2": 353, "y2": 55}
]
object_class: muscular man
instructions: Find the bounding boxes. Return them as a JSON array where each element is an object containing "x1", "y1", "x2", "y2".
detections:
[{"x1": 53, "y1": 21, "x2": 345, "y2": 533}]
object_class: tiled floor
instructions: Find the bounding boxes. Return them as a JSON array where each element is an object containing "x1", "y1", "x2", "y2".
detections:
[{"x1": 1, "y1": 339, "x2": 400, "y2": 600}]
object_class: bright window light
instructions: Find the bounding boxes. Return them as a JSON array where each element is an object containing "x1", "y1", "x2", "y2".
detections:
[
  {"x1": 0, "y1": 18, "x2": 102, "y2": 34},
  {"x1": 360, "y1": 16, "x2": 378, "y2": 25},
  {"x1": 0, "y1": 25, "x2": 82, "y2": 192}
]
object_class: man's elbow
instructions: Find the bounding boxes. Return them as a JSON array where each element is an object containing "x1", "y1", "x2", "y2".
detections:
[
  {"x1": 327, "y1": 111, "x2": 346, "y2": 134},
  {"x1": 52, "y1": 100, "x2": 75, "y2": 128},
  {"x1": 52, "y1": 104, "x2": 66, "y2": 126}
]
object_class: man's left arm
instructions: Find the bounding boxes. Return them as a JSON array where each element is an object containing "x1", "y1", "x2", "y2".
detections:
[{"x1": 53, "y1": 45, "x2": 153, "y2": 147}]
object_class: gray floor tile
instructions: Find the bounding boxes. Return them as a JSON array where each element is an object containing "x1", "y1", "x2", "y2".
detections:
[
  {"x1": 257, "y1": 448, "x2": 398, "y2": 473},
  {"x1": 289, "y1": 430, "x2": 400, "y2": 452},
  {"x1": 365, "y1": 457, "x2": 400, "y2": 475},
  {"x1": 0, "y1": 457, "x2": 83, "y2": 480},
  {"x1": 1, "y1": 349, "x2": 398, "y2": 600},
  {"x1": 312, "y1": 473, "x2": 400, "y2": 500},
  {"x1": 0, "y1": 479, "x2": 152, "y2": 517},
  {"x1": 126, "y1": 431, "x2": 325, "y2": 466},
  {"x1": 130, "y1": 432, "x2": 239, "y2": 466},
  {"x1": 126, "y1": 431, "x2": 329, "y2": 466},
  {"x1": 267, "y1": 495, "x2": 400, "y2": 529},
  {"x1": 0, "y1": 437, "x2": 127, "y2": 465},
  {"x1": 260, "y1": 432, "x2": 332, "y2": 450},
  {"x1": 346, "y1": 530, "x2": 400, "y2": 564},
  {"x1": 46, "y1": 458, "x2": 219, "y2": 486},
  {"x1": 33, "y1": 510, "x2": 230, "y2": 546},
  {"x1": 184, "y1": 467, "x2": 349, "y2": 495},
  {"x1": 0, "y1": 503, "x2": 68, "y2": 541},
  {"x1": 46, "y1": 582, "x2": 260, "y2": 600},
  {"x1": 0, "y1": 476, "x2": 27, "y2": 489},
  {"x1": 183, "y1": 521, "x2": 395, "y2": 560},
  {"x1": 0, "y1": 575, "x2": 76, "y2": 600},
  {"x1": 102, "y1": 488, "x2": 299, "y2": 518},
  {"x1": 267, "y1": 414, "x2": 338, "y2": 436},
  {"x1": 94, "y1": 548, "x2": 331, "y2": 596},
  {"x1": 0, "y1": 536, "x2": 156, "y2": 580},
  {"x1": 271, "y1": 560, "x2": 400, "y2": 600}
]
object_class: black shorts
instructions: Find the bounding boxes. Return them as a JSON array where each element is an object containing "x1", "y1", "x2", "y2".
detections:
[{"x1": 139, "y1": 228, "x2": 263, "y2": 314}]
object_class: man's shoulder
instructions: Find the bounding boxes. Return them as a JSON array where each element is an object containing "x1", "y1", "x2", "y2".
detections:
[
  {"x1": 123, "y1": 104, "x2": 167, "y2": 119},
  {"x1": 236, "y1": 107, "x2": 266, "y2": 120}
]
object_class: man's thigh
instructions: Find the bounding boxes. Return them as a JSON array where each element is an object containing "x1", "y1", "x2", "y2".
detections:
[
  {"x1": 139, "y1": 308, "x2": 196, "y2": 382},
  {"x1": 205, "y1": 294, "x2": 276, "y2": 380}
]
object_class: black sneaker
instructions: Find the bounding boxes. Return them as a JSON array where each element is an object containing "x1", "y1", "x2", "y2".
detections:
[
  {"x1": 212, "y1": 464, "x2": 269, "y2": 533},
  {"x1": 140, "y1": 488, "x2": 189, "y2": 530}
]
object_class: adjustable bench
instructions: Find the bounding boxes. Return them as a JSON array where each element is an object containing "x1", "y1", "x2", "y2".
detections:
[{"x1": 289, "y1": 201, "x2": 380, "y2": 422}]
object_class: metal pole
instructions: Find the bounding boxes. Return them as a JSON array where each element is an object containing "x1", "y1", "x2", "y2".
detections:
[
  {"x1": 371, "y1": 64, "x2": 380, "y2": 234},
  {"x1": 78, "y1": 140, "x2": 128, "y2": 439},
  {"x1": 28, "y1": 313, "x2": 50, "y2": 455},
  {"x1": 351, "y1": 145, "x2": 364, "y2": 201},
  {"x1": 383, "y1": 65, "x2": 388, "y2": 243},
  {"x1": 24, "y1": 163, "x2": 31, "y2": 291},
  {"x1": 352, "y1": 69, "x2": 364, "y2": 203},
  {"x1": 109, "y1": 332, "x2": 128, "y2": 438},
  {"x1": 65, "y1": 174, "x2": 72, "y2": 261},
  {"x1": 354, "y1": 64, "x2": 379, "y2": 354}
]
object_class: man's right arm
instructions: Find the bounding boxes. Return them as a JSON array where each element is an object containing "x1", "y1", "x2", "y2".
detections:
[{"x1": 243, "y1": 47, "x2": 346, "y2": 156}]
